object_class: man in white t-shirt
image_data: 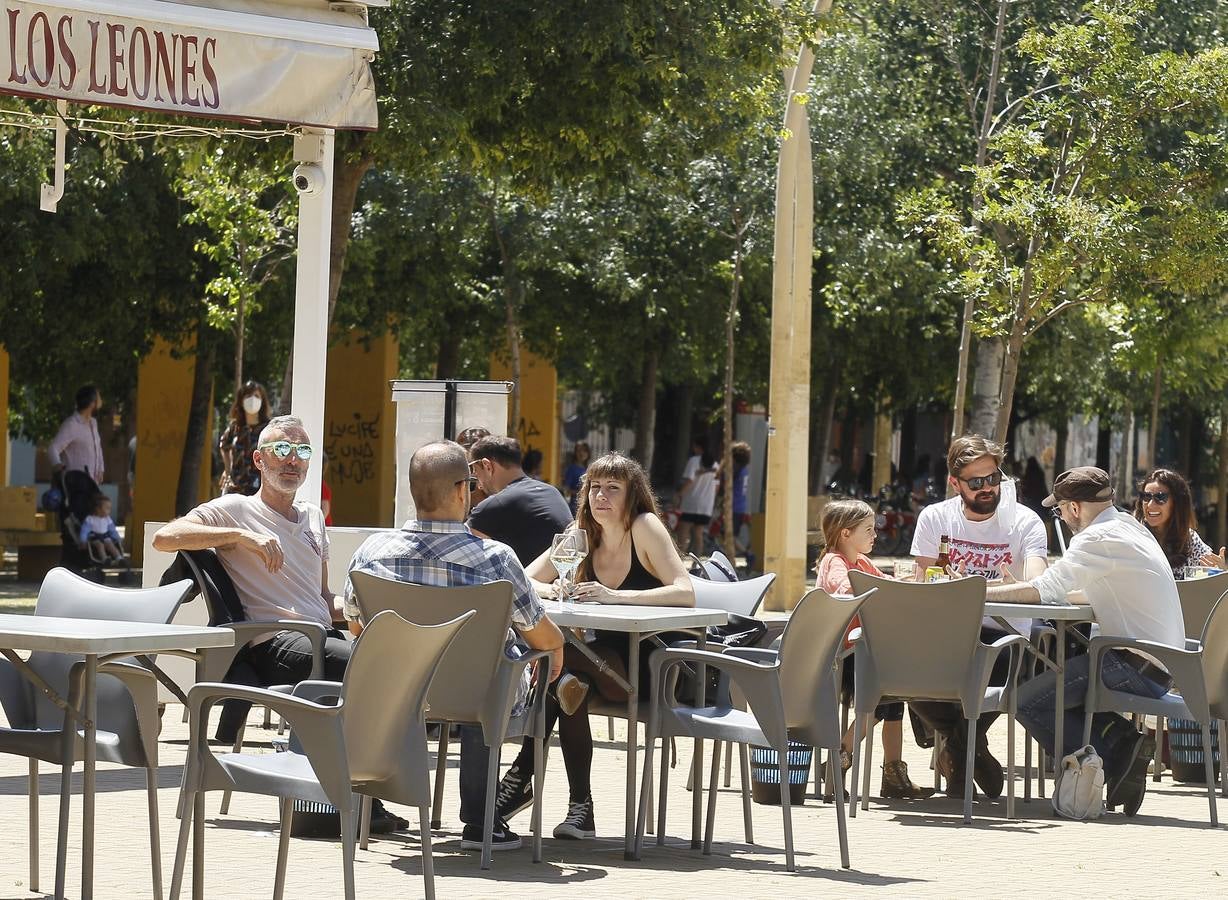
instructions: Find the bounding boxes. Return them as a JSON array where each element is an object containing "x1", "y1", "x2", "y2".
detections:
[
  {"x1": 908, "y1": 434, "x2": 1049, "y2": 800},
  {"x1": 989, "y1": 466, "x2": 1182, "y2": 816},
  {"x1": 674, "y1": 437, "x2": 719, "y2": 555}
]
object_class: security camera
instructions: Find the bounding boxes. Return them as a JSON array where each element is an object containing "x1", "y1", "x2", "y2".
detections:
[{"x1": 293, "y1": 163, "x2": 326, "y2": 196}]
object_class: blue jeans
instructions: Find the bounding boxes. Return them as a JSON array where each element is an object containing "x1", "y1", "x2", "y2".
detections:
[
  {"x1": 1016, "y1": 649, "x2": 1169, "y2": 768},
  {"x1": 459, "y1": 724, "x2": 492, "y2": 827}
]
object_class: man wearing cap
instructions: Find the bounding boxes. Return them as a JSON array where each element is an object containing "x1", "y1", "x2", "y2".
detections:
[{"x1": 987, "y1": 466, "x2": 1185, "y2": 815}]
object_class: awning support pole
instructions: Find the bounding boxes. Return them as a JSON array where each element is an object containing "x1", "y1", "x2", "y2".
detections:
[{"x1": 40, "y1": 100, "x2": 68, "y2": 213}]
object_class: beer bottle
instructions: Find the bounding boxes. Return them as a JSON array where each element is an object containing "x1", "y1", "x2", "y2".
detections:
[{"x1": 936, "y1": 534, "x2": 952, "y2": 570}]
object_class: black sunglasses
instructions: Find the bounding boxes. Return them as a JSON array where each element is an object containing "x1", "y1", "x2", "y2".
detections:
[
  {"x1": 455, "y1": 476, "x2": 479, "y2": 492},
  {"x1": 956, "y1": 470, "x2": 1004, "y2": 491},
  {"x1": 1139, "y1": 491, "x2": 1170, "y2": 505}
]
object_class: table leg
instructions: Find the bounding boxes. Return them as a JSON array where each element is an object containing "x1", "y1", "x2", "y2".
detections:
[
  {"x1": 691, "y1": 633, "x2": 707, "y2": 849},
  {"x1": 82, "y1": 653, "x2": 98, "y2": 900},
  {"x1": 624, "y1": 634, "x2": 640, "y2": 861},
  {"x1": 1054, "y1": 622, "x2": 1066, "y2": 772}
]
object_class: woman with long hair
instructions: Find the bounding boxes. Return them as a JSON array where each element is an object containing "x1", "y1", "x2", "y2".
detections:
[
  {"x1": 1132, "y1": 468, "x2": 1225, "y2": 575},
  {"x1": 495, "y1": 452, "x2": 693, "y2": 841},
  {"x1": 218, "y1": 381, "x2": 271, "y2": 495}
]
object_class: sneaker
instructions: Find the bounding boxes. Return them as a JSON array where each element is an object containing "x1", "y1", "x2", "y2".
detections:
[
  {"x1": 1106, "y1": 732, "x2": 1155, "y2": 816},
  {"x1": 552, "y1": 798, "x2": 596, "y2": 840},
  {"x1": 880, "y1": 760, "x2": 936, "y2": 799},
  {"x1": 495, "y1": 761, "x2": 533, "y2": 821},
  {"x1": 459, "y1": 818, "x2": 522, "y2": 851},
  {"x1": 556, "y1": 673, "x2": 591, "y2": 717},
  {"x1": 369, "y1": 799, "x2": 409, "y2": 834}
]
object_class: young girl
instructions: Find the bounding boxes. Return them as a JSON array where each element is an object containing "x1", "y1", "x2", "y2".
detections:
[{"x1": 815, "y1": 499, "x2": 931, "y2": 800}]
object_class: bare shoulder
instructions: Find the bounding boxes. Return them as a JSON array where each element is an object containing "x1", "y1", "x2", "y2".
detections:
[{"x1": 631, "y1": 512, "x2": 669, "y2": 542}]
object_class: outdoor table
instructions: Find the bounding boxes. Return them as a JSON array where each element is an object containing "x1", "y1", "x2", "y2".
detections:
[
  {"x1": 984, "y1": 599, "x2": 1096, "y2": 778},
  {"x1": 540, "y1": 601, "x2": 727, "y2": 859},
  {"x1": 0, "y1": 613, "x2": 234, "y2": 900}
]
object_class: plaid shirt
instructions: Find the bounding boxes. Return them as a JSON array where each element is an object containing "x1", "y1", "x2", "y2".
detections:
[{"x1": 343, "y1": 519, "x2": 545, "y2": 712}]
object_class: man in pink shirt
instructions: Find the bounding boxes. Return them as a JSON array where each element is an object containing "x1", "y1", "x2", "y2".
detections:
[{"x1": 48, "y1": 385, "x2": 105, "y2": 481}]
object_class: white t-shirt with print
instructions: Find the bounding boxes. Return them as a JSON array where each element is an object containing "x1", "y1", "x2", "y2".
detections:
[
  {"x1": 911, "y1": 494, "x2": 1049, "y2": 633},
  {"x1": 679, "y1": 454, "x2": 719, "y2": 516}
]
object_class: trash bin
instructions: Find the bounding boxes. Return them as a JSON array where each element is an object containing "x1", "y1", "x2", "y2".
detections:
[
  {"x1": 750, "y1": 742, "x2": 812, "y2": 805},
  {"x1": 1169, "y1": 718, "x2": 1220, "y2": 784}
]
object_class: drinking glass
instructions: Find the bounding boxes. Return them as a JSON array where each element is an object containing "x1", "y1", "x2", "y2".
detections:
[
  {"x1": 550, "y1": 529, "x2": 589, "y2": 603},
  {"x1": 894, "y1": 560, "x2": 916, "y2": 581},
  {"x1": 1184, "y1": 565, "x2": 1210, "y2": 580}
]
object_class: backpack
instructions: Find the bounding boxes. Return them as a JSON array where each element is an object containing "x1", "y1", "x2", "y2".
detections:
[{"x1": 1052, "y1": 745, "x2": 1106, "y2": 820}]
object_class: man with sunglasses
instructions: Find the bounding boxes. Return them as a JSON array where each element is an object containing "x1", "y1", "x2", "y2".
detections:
[
  {"x1": 988, "y1": 466, "x2": 1184, "y2": 816},
  {"x1": 908, "y1": 433, "x2": 1050, "y2": 800}
]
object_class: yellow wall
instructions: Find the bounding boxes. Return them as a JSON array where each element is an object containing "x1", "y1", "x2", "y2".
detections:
[
  {"x1": 0, "y1": 347, "x2": 8, "y2": 486},
  {"x1": 323, "y1": 331, "x2": 398, "y2": 527},
  {"x1": 131, "y1": 337, "x2": 213, "y2": 564},
  {"x1": 490, "y1": 349, "x2": 559, "y2": 485}
]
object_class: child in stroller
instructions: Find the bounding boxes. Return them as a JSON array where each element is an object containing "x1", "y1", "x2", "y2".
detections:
[{"x1": 79, "y1": 494, "x2": 126, "y2": 564}]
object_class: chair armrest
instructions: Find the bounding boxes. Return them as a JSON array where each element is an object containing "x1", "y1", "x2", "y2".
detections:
[
  {"x1": 226, "y1": 621, "x2": 329, "y2": 678},
  {"x1": 647, "y1": 646, "x2": 786, "y2": 741},
  {"x1": 722, "y1": 647, "x2": 780, "y2": 665},
  {"x1": 965, "y1": 634, "x2": 1029, "y2": 705},
  {"x1": 290, "y1": 680, "x2": 344, "y2": 706},
  {"x1": 1085, "y1": 635, "x2": 1206, "y2": 716}
]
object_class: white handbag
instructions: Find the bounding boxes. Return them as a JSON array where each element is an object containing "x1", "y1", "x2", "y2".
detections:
[{"x1": 1052, "y1": 745, "x2": 1106, "y2": 820}]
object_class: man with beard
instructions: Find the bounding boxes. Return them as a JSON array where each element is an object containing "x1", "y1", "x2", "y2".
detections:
[{"x1": 907, "y1": 434, "x2": 1049, "y2": 800}]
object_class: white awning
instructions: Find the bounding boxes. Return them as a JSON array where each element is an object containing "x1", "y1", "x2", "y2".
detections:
[{"x1": 1, "y1": 0, "x2": 380, "y2": 129}]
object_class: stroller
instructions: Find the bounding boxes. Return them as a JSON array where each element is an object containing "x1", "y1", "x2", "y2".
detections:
[{"x1": 54, "y1": 469, "x2": 136, "y2": 584}]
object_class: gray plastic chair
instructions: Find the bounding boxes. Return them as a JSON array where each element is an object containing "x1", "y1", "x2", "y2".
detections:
[
  {"x1": 846, "y1": 571, "x2": 1027, "y2": 824},
  {"x1": 1079, "y1": 587, "x2": 1228, "y2": 824},
  {"x1": 689, "y1": 572, "x2": 775, "y2": 617},
  {"x1": 349, "y1": 571, "x2": 552, "y2": 869},
  {"x1": 169, "y1": 609, "x2": 471, "y2": 900},
  {"x1": 0, "y1": 567, "x2": 195, "y2": 899},
  {"x1": 633, "y1": 587, "x2": 870, "y2": 871}
]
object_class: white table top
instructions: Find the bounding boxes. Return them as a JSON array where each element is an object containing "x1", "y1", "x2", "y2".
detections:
[
  {"x1": 541, "y1": 601, "x2": 727, "y2": 633},
  {"x1": 0, "y1": 614, "x2": 236, "y2": 655},
  {"x1": 984, "y1": 602, "x2": 1095, "y2": 622}
]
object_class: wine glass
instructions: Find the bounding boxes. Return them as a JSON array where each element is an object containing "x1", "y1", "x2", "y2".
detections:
[{"x1": 550, "y1": 529, "x2": 588, "y2": 604}]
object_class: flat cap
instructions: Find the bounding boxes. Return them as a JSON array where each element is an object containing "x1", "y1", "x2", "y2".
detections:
[{"x1": 1042, "y1": 466, "x2": 1113, "y2": 507}]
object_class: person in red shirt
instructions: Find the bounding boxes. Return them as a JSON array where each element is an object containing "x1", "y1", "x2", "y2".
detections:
[{"x1": 815, "y1": 499, "x2": 931, "y2": 800}]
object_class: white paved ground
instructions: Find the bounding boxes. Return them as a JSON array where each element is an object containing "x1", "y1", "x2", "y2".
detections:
[{"x1": 0, "y1": 702, "x2": 1223, "y2": 900}]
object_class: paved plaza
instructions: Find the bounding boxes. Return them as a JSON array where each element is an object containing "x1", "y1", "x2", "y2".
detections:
[{"x1": 0, "y1": 700, "x2": 1223, "y2": 899}]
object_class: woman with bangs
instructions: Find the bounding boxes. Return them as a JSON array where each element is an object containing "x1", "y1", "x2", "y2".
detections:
[{"x1": 493, "y1": 452, "x2": 694, "y2": 841}]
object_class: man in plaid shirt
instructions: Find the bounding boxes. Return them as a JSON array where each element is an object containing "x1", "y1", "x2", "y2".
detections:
[{"x1": 344, "y1": 440, "x2": 563, "y2": 853}]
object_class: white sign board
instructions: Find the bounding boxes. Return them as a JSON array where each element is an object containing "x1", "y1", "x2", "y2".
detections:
[{"x1": 1, "y1": 0, "x2": 378, "y2": 129}]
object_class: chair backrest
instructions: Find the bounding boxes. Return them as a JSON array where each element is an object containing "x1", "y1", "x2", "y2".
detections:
[
  {"x1": 160, "y1": 548, "x2": 247, "y2": 625},
  {"x1": 1177, "y1": 573, "x2": 1228, "y2": 641},
  {"x1": 847, "y1": 571, "x2": 988, "y2": 708},
  {"x1": 706, "y1": 550, "x2": 738, "y2": 582},
  {"x1": 29, "y1": 568, "x2": 195, "y2": 744},
  {"x1": 342, "y1": 609, "x2": 475, "y2": 805},
  {"x1": 689, "y1": 572, "x2": 776, "y2": 617},
  {"x1": 777, "y1": 587, "x2": 869, "y2": 746},
  {"x1": 1200, "y1": 587, "x2": 1228, "y2": 718},
  {"x1": 349, "y1": 571, "x2": 516, "y2": 738}
]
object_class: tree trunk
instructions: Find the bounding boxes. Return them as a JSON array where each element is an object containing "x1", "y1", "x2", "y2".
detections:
[
  {"x1": 1218, "y1": 400, "x2": 1228, "y2": 548},
  {"x1": 635, "y1": 344, "x2": 660, "y2": 470},
  {"x1": 176, "y1": 319, "x2": 214, "y2": 515},
  {"x1": 277, "y1": 136, "x2": 374, "y2": 413},
  {"x1": 1118, "y1": 407, "x2": 1136, "y2": 500},
  {"x1": 993, "y1": 318, "x2": 1029, "y2": 444},
  {"x1": 969, "y1": 337, "x2": 1005, "y2": 440},
  {"x1": 1054, "y1": 419, "x2": 1069, "y2": 474},
  {"x1": 435, "y1": 329, "x2": 461, "y2": 379},
  {"x1": 1146, "y1": 361, "x2": 1163, "y2": 469},
  {"x1": 721, "y1": 215, "x2": 746, "y2": 560},
  {"x1": 1095, "y1": 421, "x2": 1112, "y2": 472},
  {"x1": 234, "y1": 293, "x2": 245, "y2": 395}
]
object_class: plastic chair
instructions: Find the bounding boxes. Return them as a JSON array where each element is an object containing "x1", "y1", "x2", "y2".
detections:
[
  {"x1": 1079, "y1": 587, "x2": 1228, "y2": 825},
  {"x1": 846, "y1": 571, "x2": 1027, "y2": 824},
  {"x1": 162, "y1": 549, "x2": 328, "y2": 813},
  {"x1": 633, "y1": 586, "x2": 869, "y2": 871},
  {"x1": 705, "y1": 550, "x2": 739, "y2": 582},
  {"x1": 169, "y1": 609, "x2": 470, "y2": 900},
  {"x1": 348, "y1": 571, "x2": 552, "y2": 869},
  {"x1": 0, "y1": 567, "x2": 195, "y2": 900},
  {"x1": 689, "y1": 572, "x2": 775, "y2": 617}
]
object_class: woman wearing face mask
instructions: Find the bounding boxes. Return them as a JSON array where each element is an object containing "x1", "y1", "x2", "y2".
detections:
[
  {"x1": 1132, "y1": 468, "x2": 1226, "y2": 576},
  {"x1": 219, "y1": 381, "x2": 271, "y2": 495}
]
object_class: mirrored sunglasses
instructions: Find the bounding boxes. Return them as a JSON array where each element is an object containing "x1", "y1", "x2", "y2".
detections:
[{"x1": 260, "y1": 441, "x2": 313, "y2": 460}]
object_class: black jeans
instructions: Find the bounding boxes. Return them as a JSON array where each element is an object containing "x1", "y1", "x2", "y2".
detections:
[
  {"x1": 216, "y1": 627, "x2": 351, "y2": 742},
  {"x1": 909, "y1": 624, "x2": 1013, "y2": 753}
]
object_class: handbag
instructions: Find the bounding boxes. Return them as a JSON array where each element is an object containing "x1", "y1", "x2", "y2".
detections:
[
  {"x1": 671, "y1": 613, "x2": 768, "y2": 706},
  {"x1": 1051, "y1": 744, "x2": 1105, "y2": 820}
]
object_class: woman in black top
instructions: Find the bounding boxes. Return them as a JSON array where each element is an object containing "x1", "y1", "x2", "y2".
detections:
[
  {"x1": 498, "y1": 452, "x2": 694, "y2": 840},
  {"x1": 218, "y1": 381, "x2": 271, "y2": 494}
]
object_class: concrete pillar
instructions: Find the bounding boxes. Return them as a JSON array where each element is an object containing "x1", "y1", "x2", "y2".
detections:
[
  {"x1": 131, "y1": 337, "x2": 213, "y2": 564},
  {"x1": 0, "y1": 347, "x2": 8, "y2": 485},
  {"x1": 323, "y1": 331, "x2": 398, "y2": 526},
  {"x1": 491, "y1": 349, "x2": 559, "y2": 485}
]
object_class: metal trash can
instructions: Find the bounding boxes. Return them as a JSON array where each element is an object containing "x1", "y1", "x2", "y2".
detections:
[
  {"x1": 1169, "y1": 718, "x2": 1221, "y2": 784},
  {"x1": 750, "y1": 742, "x2": 812, "y2": 805}
]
